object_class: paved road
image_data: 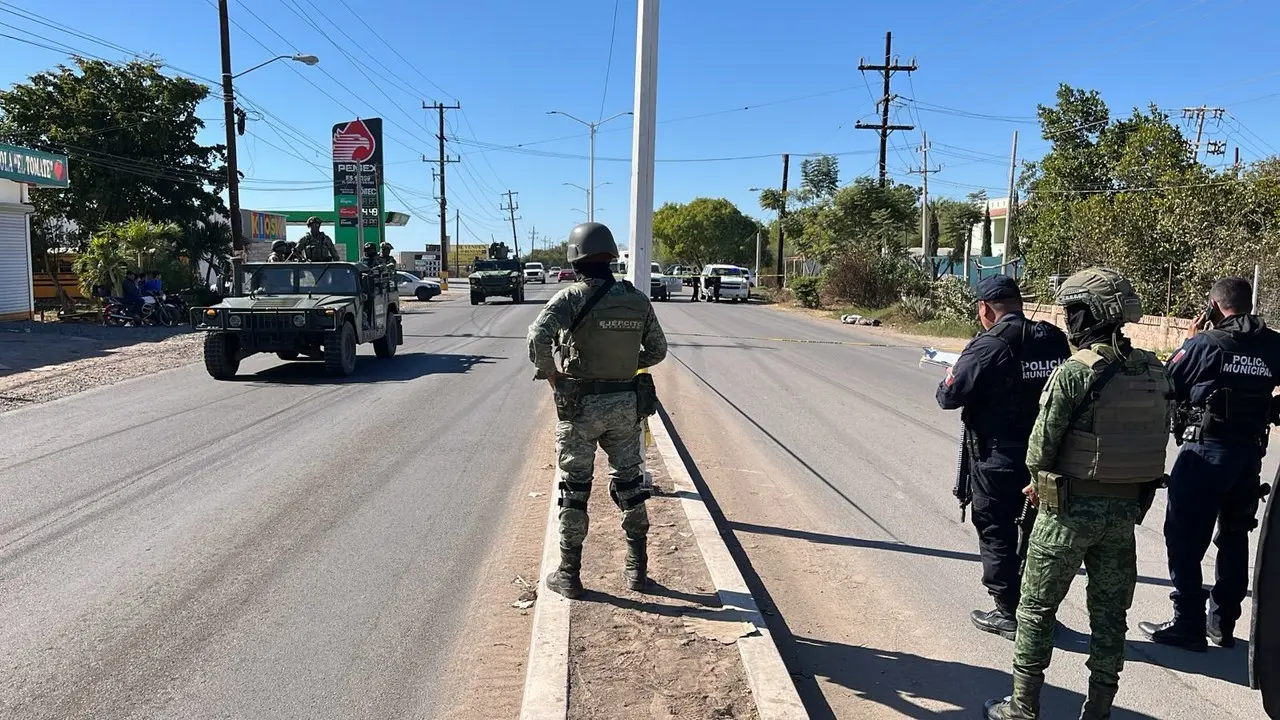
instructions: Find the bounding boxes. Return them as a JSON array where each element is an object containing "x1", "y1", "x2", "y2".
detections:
[
  {"x1": 0, "y1": 284, "x2": 558, "y2": 719},
  {"x1": 651, "y1": 298, "x2": 1270, "y2": 720}
]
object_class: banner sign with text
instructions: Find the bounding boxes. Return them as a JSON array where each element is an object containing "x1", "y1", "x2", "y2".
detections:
[
  {"x1": 331, "y1": 118, "x2": 385, "y2": 260},
  {"x1": 0, "y1": 143, "x2": 69, "y2": 188}
]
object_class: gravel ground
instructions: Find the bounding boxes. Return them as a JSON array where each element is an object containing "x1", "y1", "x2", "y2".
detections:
[{"x1": 0, "y1": 329, "x2": 203, "y2": 413}]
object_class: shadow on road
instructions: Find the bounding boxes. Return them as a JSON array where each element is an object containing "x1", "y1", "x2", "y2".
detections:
[
  {"x1": 0, "y1": 323, "x2": 192, "y2": 376},
  {"x1": 239, "y1": 352, "x2": 501, "y2": 384}
]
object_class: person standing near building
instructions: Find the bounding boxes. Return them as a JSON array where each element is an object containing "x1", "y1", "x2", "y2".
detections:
[
  {"x1": 937, "y1": 275, "x2": 1071, "y2": 640},
  {"x1": 985, "y1": 267, "x2": 1172, "y2": 720},
  {"x1": 1140, "y1": 276, "x2": 1280, "y2": 650},
  {"x1": 527, "y1": 222, "x2": 668, "y2": 599}
]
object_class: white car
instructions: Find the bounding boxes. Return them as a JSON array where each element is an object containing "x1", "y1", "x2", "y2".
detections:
[
  {"x1": 523, "y1": 262, "x2": 548, "y2": 284},
  {"x1": 396, "y1": 271, "x2": 441, "y2": 301},
  {"x1": 650, "y1": 262, "x2": 680, "y2": 301},
  {"x1": 700, "y1": 264, "x2": 751, "y2": 302}
]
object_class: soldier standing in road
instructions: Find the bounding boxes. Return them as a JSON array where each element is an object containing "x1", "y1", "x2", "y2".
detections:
[
  {"x1": 1140, "y1": 276, "x2": 1280, "y2": 651},
  {"x1": 984, "y1": 268, "x2": 1172, "y2": 720},
  {"x1": 936, "y1": 275, "x2": 1071, "y2": 640},
  {"x1": 296, "y1": 216, "x2": 338, "y2": 261},
  {"x1": 527, "y1": 222, "x2": 668, "y2": 599}
]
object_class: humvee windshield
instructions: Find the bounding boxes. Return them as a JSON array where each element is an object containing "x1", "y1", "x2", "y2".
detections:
[
  {"x1": 246, "y1": 265, "x2": 360, "y2": 294},
  {"x1": 474, "y1": 259, "x2": 520, "y2": 272}
]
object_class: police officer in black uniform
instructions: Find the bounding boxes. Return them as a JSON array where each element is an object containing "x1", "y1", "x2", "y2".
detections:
[
  {"x1": 1140, "y1": 276, "x2": 1280, "y2": 650},
  {"x1": 937, "y1": 275, "x2": 1072, "y2": 639}
]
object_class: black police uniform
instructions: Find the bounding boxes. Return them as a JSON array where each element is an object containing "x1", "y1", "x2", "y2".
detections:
[
  {"x1": 1159, "y1": 313, "x2": 1280, "y2": 642},
  {"x1": 936, "y1": 277, "x2": 1071, "y2": 618}
]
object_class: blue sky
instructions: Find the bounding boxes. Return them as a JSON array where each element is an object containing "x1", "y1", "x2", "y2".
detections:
[{"x1": 2, "y1": 0, "x2": 1278, "y2": 253}]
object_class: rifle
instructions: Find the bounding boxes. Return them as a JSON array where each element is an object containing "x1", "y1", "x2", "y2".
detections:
[
  {"x1": 1016, "y1": 497, "x2": 1035, "y2": 573},
  {"x1": 954, "y1": 424, "x2": 974, "y2": 522}
]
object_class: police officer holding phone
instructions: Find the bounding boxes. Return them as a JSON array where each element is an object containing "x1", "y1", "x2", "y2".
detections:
[
  {"x1": 937, "y1": 275, "x2": 1071, "y2": 640},
  {"x1": 1140, "y1": 276, "x2": 1280, "y2": 650}
]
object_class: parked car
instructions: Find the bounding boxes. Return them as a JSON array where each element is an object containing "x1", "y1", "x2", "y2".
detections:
[
  {"x1": 650, "y1": 262, "x2": 681, "y2": 301},
  {"x1": 396, "y1": 271, "x2": 441, "y2": 301},
  {"x1": 699, "y1": 264, "x2": 751, "y2": 302},
  {"x1": 549, "y1": 266, "x2": 562, "y2": 278},
  {"x1": 668, "y1": 265, "x2": 698, "y2": 286},
  {"x1": 523, "y1": 262, "x2": 548, "y2": 284},
  {"x1": 557, "y1": 267, "x2": 577, "y2": 282}
]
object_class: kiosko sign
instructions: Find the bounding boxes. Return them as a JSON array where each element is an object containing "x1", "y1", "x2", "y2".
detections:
[
  {"x1": 332, "y1": 118, "x2": 385, "y2": 259},
  {"x1": 0, "y1": 143, "x2": 69, "y2": 188}
]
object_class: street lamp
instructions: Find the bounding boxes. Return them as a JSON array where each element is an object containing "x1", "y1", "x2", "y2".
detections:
[
  {"x1": 571, "y1": 207, "x2": 604, "y2": 217},
  {"x1": 564, "y1": 181, "x2": 611, "y2": 213},
  {"x1": 218, "y1": 0, "x2": 319, "y2": 261},
  {"x1": 547, "y1": 110, "x2": 632, "y2": 223}
]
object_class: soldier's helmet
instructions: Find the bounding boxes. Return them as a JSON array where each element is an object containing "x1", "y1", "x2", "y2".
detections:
[
  {"x1": 566, "y1": 222, "x2": 619, "y2": 263},
  {"x1": 271, "y1": 239, "x2": 289, "y2": 252},
  {"x1": 363, "y1": 242, "x2": 377, "y2": 254},
  {"x1": 1055, "y1": 267, "x2": 1143, "y2": 325},
  {"x1": 306, "y1": 216, "x2": 321, "y2": 228},
  {"x1": 381, "y1": 242, "x2": 393, "y2": 252}
]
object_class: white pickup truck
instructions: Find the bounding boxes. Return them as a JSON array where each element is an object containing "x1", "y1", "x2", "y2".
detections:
[{"x1": 522, "y1": 262, "x2": 547, "y2": 284}]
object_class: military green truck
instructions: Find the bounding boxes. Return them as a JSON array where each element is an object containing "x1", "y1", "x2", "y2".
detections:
[
  {"x1": 468, "y1": 241, "x2": 525, "y2": 305},
  {"x1": 190, "y1": 261, "x2": 403, "y2": 379}
]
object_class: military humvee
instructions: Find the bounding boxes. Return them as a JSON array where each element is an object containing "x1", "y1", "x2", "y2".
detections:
[
  {"x1": 468, "y1": 241, "x2": 525, "y2": 305},
  {"x1": 191, "y1": 261, "x2": 403, "y2": 379}
]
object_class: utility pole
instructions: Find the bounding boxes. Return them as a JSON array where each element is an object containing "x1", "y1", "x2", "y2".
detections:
[
  {"x1": 502, "y1": 190, "x2": 521, "y2": 258},
  {"x1": 774, "y1": 153, "x2": 789, "y2": 289},
  {"x1": 217, "y1": 0, "x2": 244, "y2": 264},
  {"x1": 996, "y1": 130, "x2": 1019, "y2": 279},
  {"x1": 424, "y1": 101, "x2": 460, "y2": 289},
  {"x1": 454, "y1": 209, "x2": 460, "y2": 278},
  {"x1": 754, "y1": 230, "x2": 761, "y2": 284},
  {"x1": 625, "y1": 0, "x2": 659, "y2": 296},
  {"x1": 527, "y1": 226, "x2": 538, "y2": 259},
  {"x1": 907, "y1": 131, "x2": 941, "y2": 257},
  {"x1": 856, "y1": 31, "x2": 917, "y2": 187},
  {"x1": 1181, "y1": 106, "x2": 1227, "y2": 161}
]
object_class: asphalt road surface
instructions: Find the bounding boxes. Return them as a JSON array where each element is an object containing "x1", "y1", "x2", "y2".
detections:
[
  {"x1": 0, "y1": 283, "x2": 560, "y2": 719},
  {"x1": 652, "y1": 298, "x2": 1271, "y2": 720}
]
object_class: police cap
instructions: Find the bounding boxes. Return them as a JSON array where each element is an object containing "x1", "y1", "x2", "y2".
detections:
[
  {"x1": 566, "y1": 222, "x2": 619, "y2": 263},
  {"x1": 975, "y1": 275, "x2": 1022, "y2": 302}
]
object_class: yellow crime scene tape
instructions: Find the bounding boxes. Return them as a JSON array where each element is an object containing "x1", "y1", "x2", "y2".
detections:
[{"x1": 668, "y1": 331, "x2": 926, "y2": 350}]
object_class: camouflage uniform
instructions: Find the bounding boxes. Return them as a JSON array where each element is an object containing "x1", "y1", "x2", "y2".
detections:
[
  {"x1": 298, "y1": 230, "x2": 338, "y2": 262},
  {"x1": 527, "y1": 276, "x2": 668, "y2": 597}
]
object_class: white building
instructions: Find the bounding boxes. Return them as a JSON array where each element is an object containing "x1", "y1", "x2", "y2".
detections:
[
  {"x1": 0, "y1": 143, "x2": 70, "y2": 322},
  {"x1": 966, "y1": 196, "x2": 1013, "y2": 257}
]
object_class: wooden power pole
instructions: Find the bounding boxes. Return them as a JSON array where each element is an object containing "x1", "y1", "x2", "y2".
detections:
[
  {"x1": 856, "y1": 31, "x2": 917, "y2": 187},
  {"x1": 424, "y1": 101, "x2": 460, "y2": 288}
]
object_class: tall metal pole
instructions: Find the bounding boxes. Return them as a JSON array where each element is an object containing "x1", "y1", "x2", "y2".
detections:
[
  {"x1": 754, "y1": 230, "x2": 761, "y2": 284},
  {"x1": 626, "y1": 0, "x2": 659, "y2": 296},
  {"x1": 589, "y1": 126, "x2": 596, "y2": 223},
  {"x1": 217, "y1": 0, "x2": 243, "y2": 257},
  {"x1": 1001, "y1": 130, "x2": 1019, "y2": 261},
  {"x1": 920, "y1": 130, "x2": 929, "y2": 256}
]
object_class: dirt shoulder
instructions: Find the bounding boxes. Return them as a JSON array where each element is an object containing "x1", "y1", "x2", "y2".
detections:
[
  {"x1": 759, "y1": 301, "x2": 970, "y2": 352},
  {"x1": 566, "y1": 442, "x2": 757, "y2": 720}
]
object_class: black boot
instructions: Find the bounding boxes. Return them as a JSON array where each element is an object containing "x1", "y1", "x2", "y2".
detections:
[
  {"x1": 1207, "y1": 614, "x2": 1235, "y2": 648},
  {"x1": 971, "y1": 607, "x2": 1018, "y2": 641},
  {"x1": 1077, "y1": 681, "x2": 1117, "y2": 719},
  {"x1": 1138, "y1": 618, "x2": 1207, "y2": 652},
  {"x1": 983, "y1": 671, "x2": 1042, "y2": 719},
  {"x1": 624, "y1": 537, "x2": 649, "y2": 591},
  {"x1": 545, "y1": 547, "x2": 584, "y2": 599}
]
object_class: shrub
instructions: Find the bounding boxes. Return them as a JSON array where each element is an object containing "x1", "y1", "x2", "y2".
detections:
[
  {"x1": 898, "y1": 295, "x2": 936, "y2": 322},
  {"x1": 790, "y1": 276, "x2": 822, "y2": 308},
  {"x1": 822, "y1": 251, "x2": 929, "y2": 308},
  {"x1": 931, "y1": 276, "x2": 976, "y2": 322}
]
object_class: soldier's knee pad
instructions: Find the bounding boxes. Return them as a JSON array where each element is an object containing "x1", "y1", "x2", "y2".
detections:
[
  {"x1": 557, "y1": 479, "x2": 593, "y2": 511},
  {"x1": 609, "y1": 475, "x2": 651, "y2": 511}
]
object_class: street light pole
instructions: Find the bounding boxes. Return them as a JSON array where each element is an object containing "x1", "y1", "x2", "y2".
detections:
[
  {"x1": 547, "y1": 110, "x2": 631, "y2": 223},
  {"x1": 217, "y1": 0, "x2": 242, "y2": 256}
]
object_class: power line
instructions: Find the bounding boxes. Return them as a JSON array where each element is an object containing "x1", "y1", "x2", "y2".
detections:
[
  {"x1": 855, "y1": 31, "x2": 917, "y2": 187},
  {"x1": 598, "y1": 0, "x2": 623, "y2": 121}
]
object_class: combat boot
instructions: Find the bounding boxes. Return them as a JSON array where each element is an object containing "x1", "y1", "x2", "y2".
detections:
[
  {"x1": 1138, "y1": 618, "x2": 1207, "y2": 652},
  {"x1": 971, "y1": 607, "x2": 1018, "y2": 641},
  {"x1": 1077, "y1": 681, "x2": 1117, "y2": 719},
  {"x1": 1207, "y1": 614, "x2": 1235, "y2": 648},
  {"x1": 545, "y1": 547, "x2": 584, "y2": 599},
  {"x1": 624, "y1": 537, "x2": 649, "y2": 591},
  {"x1": 983, "y1": 671, "x2": 1042, "y2": 719}
]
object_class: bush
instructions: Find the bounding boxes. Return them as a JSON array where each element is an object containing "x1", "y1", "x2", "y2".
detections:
[
  {"x1": 931, "y1": 276, "x2": 976, "y2": 322},
  {"x1": 822, "y1": 251, "x2": 929, "y2": 308},
  {"x1": 898, "y1": 295, "x2": 936, "y2": 322},
  {"x1": 790, "y1": 276, "x2": 822, "y2": 308}
]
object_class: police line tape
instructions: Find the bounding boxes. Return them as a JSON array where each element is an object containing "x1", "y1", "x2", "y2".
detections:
[{"x1": 669, "y1": 331, "x2": 929, "y2": 350}]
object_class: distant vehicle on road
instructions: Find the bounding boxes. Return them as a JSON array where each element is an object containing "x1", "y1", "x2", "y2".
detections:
[
  {"x1": 549, "y1": 266, "x2": 562, "y2": 278},
  {"x1": 698, "y1": 264, "x2": 750, "y2": 302},
  {"x1": 396, "y1": 271, "x2": 440, "y2": 301},
  {"x1": 523, "y1": 262, "x2": 548, "y2": 284},
  {"x1": 191, "y1": 261, "x2": 403, "y2": 379},
  {"x1": 668, "y1": 265, "x2": 698, "y2": 286},
  {"x1": 557, "y1": 267, "x2": 577, "y2": 282},
  {"x1": 469, "y1": 250, "x2": 525, "y2": 305},
  {"x1": 650, "y1": 262, "x2": 680, "y2": 301}
]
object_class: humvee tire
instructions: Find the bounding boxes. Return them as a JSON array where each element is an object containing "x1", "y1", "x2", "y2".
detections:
[
  {"x1": 374, "y1": 312, "x2": 399, "y2": 358},
  {"x1": 276, "y1": 351, "x2": 300, "y2": 361},
  {"x1": 204, "y1": 332, "x2": 240, "y2": 380},
  {"x1": 325, "y1": 322, "x2": 358, "y2": 376},
  {"x1": 470, "y1": 292, "x2": 482, "y2": 305}
]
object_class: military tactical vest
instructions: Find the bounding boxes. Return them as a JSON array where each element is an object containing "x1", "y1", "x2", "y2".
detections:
[
  {"x1": 965, "y1": 315, "x2": 1070, "y2": 442},
  {"x1": 560, "y1": 281, "x2": 650, "y2": 380},
  {"x1": 1052, "y1": 348, "x2": 1169, "y2": 484},
  {"x1": 1198, "y1": 328, "x2": 1280, "y2": 438}
]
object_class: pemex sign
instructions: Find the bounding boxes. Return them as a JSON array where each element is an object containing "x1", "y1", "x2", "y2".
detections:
[
  {"x1": 0, "y1": 143, "x2": 69, "y2": 188},
  {"x1": 331, "y1": 118, "x2": 385, "y2": 260}
]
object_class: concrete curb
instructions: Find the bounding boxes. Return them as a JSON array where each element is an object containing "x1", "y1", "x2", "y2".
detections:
[
  {"x1": 517, "y1": 472, "x2": 570, "y2": 720},
  {"x1": 648, "y1": 412, "x2": 809, "y2": 720}
]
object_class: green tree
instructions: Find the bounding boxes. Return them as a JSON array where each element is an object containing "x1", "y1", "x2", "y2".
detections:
[
  {"x1": 521, "y1": 241, "x2": 570, "y2": 269},
  {"x1": 926, "y1": 202, "x2": 940, "y2": 257},
  {"x1": 73, "y1": 219, "x2": 184, "y2": 297},
  {"x1": 981, "y1": 205, "x2": 993, "y2": 256},
  {"x1": 653, "y1": 197, "x2": 759, "y2": 267},
  {"x1": 799, "y1": 154, "x2": 840, "y2": 201},
  {"x1": 0, "y1": 58, "x2": 226, "y2": 246}
]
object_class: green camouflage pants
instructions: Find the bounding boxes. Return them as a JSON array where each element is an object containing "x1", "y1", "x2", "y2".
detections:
[
  {"x1": 556, "y1": 391, "x2": 650, "y2": 553},
  {"x1": 1014, "y1": 495, "x2": 1140, "y2": 690}
]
